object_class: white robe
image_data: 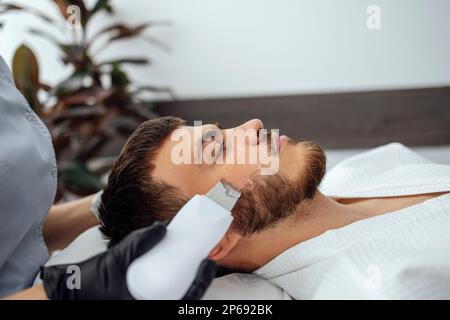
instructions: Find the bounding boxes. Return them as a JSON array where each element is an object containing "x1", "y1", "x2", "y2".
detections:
[{"x1": 204, "y1": 143, "x2": 450, "y2": 299}]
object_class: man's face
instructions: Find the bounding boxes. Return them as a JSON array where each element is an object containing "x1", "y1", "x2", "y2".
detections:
[{"x1": 153, "y1": 119, "x2": 326, "y2": 235}]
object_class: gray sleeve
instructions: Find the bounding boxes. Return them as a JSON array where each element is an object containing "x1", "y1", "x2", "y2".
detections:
[{"x1": 0, "y1": 54, "x2": 57, "y2": 295}]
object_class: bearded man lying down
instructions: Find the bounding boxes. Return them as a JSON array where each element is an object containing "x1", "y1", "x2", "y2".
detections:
[{"x1": 98, "y1": 117, "x2": 450, "y2": 299}]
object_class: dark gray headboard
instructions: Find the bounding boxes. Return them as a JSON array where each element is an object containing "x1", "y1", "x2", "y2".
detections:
[{"x1": 155, "y1": 87, "x2": 450, "y2": 149}]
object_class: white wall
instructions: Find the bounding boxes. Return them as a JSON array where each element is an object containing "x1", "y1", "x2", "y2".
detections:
[{"x1": 1, "y1": 0, "x2": 450, "y2": 99}]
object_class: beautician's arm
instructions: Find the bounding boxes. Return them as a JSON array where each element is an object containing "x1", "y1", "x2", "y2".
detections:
[
  {"x1": 43, "y1": 195, "x2": 99, "y2": 252},
  {"x1": 4, "y1": 223, "x2": 216, "y2": 300}
]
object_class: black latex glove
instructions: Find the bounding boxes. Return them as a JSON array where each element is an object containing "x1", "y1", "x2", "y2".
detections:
[{"x1": 40, "y1": 221, "x2": 217, "y2": 300}]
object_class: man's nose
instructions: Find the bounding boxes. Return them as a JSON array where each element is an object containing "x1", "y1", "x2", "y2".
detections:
[
  {"x1": 241, "y1": 119, "x2": 264, "y2": 132},
  {"x1": 237, "y1": 119, "x2": 264, "y2": 145}
]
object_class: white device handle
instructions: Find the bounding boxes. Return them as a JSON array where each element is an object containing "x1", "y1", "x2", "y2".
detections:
[{"x1": 126, "y1": 195, "x2": 233, "y2": 300}]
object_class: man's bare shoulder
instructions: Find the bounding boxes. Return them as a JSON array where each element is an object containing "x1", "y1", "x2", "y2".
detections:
[{"x1": 202, "y1": 273, "x2": 292, "y2": 300}]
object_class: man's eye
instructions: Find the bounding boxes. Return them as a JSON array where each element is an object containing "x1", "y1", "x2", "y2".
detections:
[
  {"x1": 214, "y1": 141, "x2": 225, "y2": 159},
  {"x1": 203, "y1": 140, "x2": 224, "y2": 158},
  {"x1": 202, "y1": 128, "x2": 226, "y2": 163}
]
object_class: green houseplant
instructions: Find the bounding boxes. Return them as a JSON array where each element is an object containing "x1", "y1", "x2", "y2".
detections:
[{"x1": 0, "y1": 0, "x2": 173, "y2": 199}]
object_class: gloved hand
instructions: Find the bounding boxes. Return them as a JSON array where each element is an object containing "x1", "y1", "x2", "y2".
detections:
[{"x1": 40, "y1": 221, "x2": 217, "y2": 300}]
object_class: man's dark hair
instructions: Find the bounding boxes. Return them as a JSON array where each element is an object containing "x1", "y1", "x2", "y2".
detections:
[{"x1": 99, "y1": 116, "x2": 186, "y2": 247}]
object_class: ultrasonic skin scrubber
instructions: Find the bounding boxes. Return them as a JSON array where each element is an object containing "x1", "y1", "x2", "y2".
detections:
[{"x1": 126, "y1": 180, "x2": 241, "y2": 300}]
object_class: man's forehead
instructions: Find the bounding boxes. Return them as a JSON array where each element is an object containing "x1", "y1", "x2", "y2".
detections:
[{"x1": 155, "y1": 123, "x2": 219, "y2": 162}]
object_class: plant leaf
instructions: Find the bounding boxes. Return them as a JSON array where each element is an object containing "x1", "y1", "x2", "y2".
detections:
[
  {"x1": 29, "y1": 28, "x2": 64, "y2": 46},
  {"x1": 0, "y1": 3, "x2": 57, "y2": 24},
  {"x1": 97, "y1": 57, "x2": 150, "y2": 67},
  {"x1": 142, "y1": 35, "x2": 171, "y2": 52},
  {"x1": 59, "y1": 44, "x2": 89, "y2": 67},
  {"x1": 53, "y1": 105, "x2": 105, "y2": 125},
  {"x1": 53, "y1": 0, "x2": 89, "y2": 26},
  {"x1": 51, "y1": 70, "x2": 91, "y2": 96},
  {"x1": 60, "y1": 162, "x2": 103, "y2": 195},
  {"x1": 53, "y1": 0, "x2": 69, "y2": 19},
  {"x1": 108, "y1": 23, "x2": 148, "y2": 41},
  {"x1": 40, "y1": 83, "x2": 52, "y2": 92},
  {"x1": 89, "y1": 21, "x2": 169, "y2": 45},
  {"x1": 91, "y1": 0, "x2": 111, "y2": 16},
  {"x1": 133, "y1": 85, "x2": 176, "y2": 100},
  {"x1": 12, "y1": 45, "x2": 42, "y2": 113},
  {"x1": 110, "y1": 63, "x2": 130, "y2": 87},
  {"x1": 75, "y1": 134, "x2": 109, "y2": 162},
  {"x1": 60, "y1": 86, "x2": 114, "y2": 105},
  {"x1": 89, "y1": 22, "x2": 147, "y2": 44}
]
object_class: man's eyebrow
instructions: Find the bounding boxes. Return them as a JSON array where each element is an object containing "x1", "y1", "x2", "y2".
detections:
[
  {"x1": 194, "y1": 124, "x2": 216, "y2": 148},
  {"x1": 198, "y1": 123, "x2": 224, "y2": 146}
]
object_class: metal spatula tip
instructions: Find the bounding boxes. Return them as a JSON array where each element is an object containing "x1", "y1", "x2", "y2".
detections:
[{"x1": 205, "y1": 180, "x2": 241, "y2": 212}]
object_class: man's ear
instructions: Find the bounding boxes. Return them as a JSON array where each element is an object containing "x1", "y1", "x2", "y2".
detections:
[{"x1": 208, "y1": 231, "x2": 242, "y2": 261}]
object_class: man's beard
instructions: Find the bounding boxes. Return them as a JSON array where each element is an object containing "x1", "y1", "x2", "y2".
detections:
[{"x1": 231, "y1": 140, "x2": 326, "y2": 236}]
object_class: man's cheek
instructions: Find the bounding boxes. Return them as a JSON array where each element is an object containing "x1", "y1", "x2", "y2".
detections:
[
  {"x1": 259, "y1": 143, "x2": 279, "y2": 176},
  {"x1": 225, "y1": 164, "x2": 261, "y2": 191},
  {"x1": 277, "y1": 149, "x2": 303, "y2": 178}
]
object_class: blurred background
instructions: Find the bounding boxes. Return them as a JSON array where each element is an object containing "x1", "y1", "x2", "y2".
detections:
[{"x1": 1, "y1": 0, "x2": 449, "y2": 200}]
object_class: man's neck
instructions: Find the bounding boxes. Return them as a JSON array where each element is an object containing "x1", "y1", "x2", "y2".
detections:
[
  {"x1": 225, "y1": 191, "x2": 448, "y2": 272},
  {"x1": 227, "y1": 192, "x2": 366, "y2": 271}
]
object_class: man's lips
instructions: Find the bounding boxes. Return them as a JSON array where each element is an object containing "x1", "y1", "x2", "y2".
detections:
[{"x1": 278, "y1": 135, "x2": 289, "y2": 152}]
